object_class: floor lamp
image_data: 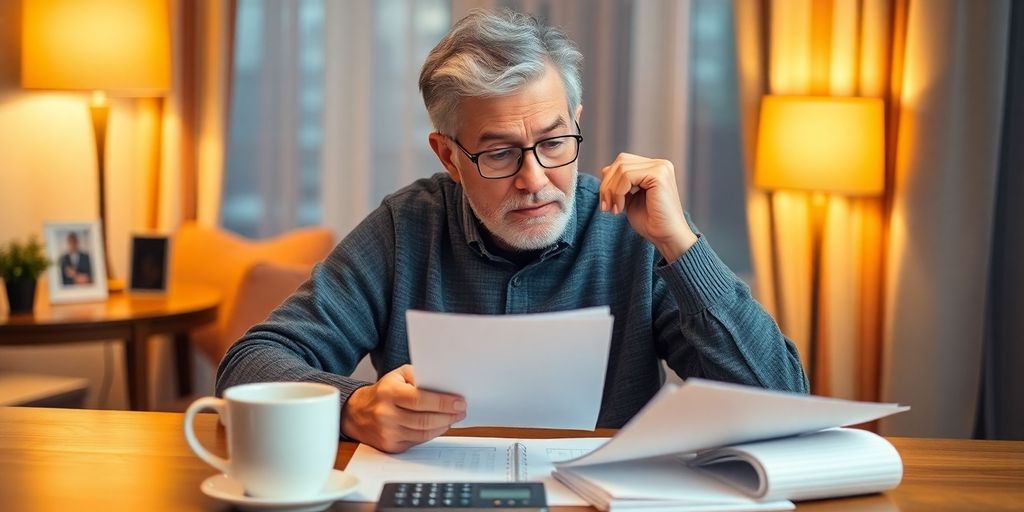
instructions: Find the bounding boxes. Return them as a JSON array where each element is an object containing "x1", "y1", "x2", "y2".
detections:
[
  {"x1": 21, "y1": 0, "x2": 171, "y2": 292},
  {"x1": 754, "y1": 95, "x2": 885, "y2": 393}
]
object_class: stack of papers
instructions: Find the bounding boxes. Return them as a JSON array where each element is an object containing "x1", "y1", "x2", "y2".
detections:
[{"x1": 552, "y1": 379, "x2": 909, "y2": 511}]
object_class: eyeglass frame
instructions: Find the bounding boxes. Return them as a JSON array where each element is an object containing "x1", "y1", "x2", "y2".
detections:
[{"x1": 450, "y1": 121, "x2": 584, "y2": 179}]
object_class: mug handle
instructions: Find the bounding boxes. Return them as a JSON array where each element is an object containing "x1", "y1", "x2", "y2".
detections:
[{"x1": 184, "y1": 397, "x2": 230, "y2": 474}]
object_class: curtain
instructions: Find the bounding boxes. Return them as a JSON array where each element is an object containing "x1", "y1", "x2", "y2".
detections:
[
  {"x1": 735, "y1": 0, "x2": 897, "y2": 400},
  {"x1": 137, "y1": 0, "x2": 236, "y2": 406},
  {"x1": 225, "y1": 0, "x2": 696, "y2": 242},
  {"x1": 978, "y1": 0, "x2": 1024, "y2": 440},
  {"x1": 881, "y1": 1, "x2": 1010, "y2": 437},
  {"x1": 151, "y1": 0, "x2": 235, "y2": 231},
  {"x1": 736, "y1": 0, "x2": 1012, "y2": 437},
  {"x1": 321, "y1": 0, "x2": 448, "y2": 238}
]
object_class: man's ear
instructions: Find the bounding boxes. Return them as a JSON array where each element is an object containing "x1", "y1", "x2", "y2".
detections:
[
  {"x1": 575, "y1": 104, "x2": 583, "y2": 124},
  {"x1": 428, "y1": 132, "x2": 463, "y2": 184}
]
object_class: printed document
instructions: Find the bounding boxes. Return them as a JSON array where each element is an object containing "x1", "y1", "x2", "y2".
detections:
[
  {"x1": 341, "y1": 436, "x2": 608, "y2": 506},
  {"x1": 407, "y1": 307, "x2": 613, "y2": 429}
]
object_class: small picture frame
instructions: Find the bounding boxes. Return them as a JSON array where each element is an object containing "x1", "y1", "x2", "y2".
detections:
[
  {"x1": 44, "y1": 221, "x2": 108, "y2": 304},
  {"x1": 129, "y1": 234, "x2": 170, "y2": 293}
]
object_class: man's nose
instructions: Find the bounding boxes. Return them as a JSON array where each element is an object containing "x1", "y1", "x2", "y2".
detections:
[{"x1": 513, "y1": 150, "x2": 550, "y2": 194}]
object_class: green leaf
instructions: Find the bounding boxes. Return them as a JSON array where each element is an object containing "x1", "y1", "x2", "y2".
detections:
[{"x1": 0, "y1": 236, "x2": 51, "y2": 282}]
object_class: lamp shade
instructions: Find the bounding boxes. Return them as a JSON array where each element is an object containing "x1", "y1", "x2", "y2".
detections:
[
  {"x1": 21, "y1": 0, "x2": 171, "y2": 95},
  {"x1": 754, "y1": 95, "x2": 884, "y2": 196}
]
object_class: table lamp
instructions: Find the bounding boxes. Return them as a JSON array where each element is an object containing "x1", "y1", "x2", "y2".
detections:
[
  {"x1": 21, "y1": 0, "x2": 171, "y2": 292},
  {"x1": 754, "y1": 95, "x2": 884, "y2": 390}
]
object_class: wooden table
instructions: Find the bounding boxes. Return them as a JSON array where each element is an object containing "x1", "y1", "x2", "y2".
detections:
[
  {"x1": 0, "y1": 407, "x2": 1021, "y2": 511},
  {"x1": 0, "y1": 284, "x2": 219, "y2": 410}
]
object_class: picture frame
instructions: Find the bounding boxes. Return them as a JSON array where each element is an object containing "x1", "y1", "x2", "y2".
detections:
[
  {"x1": 128, "y1": 234, "x2": 170, "y2": 294},
  {"x1": 43, "y1": 220, "x2": 108, "y2": 304}
]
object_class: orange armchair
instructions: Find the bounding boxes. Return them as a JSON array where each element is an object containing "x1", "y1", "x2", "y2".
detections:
[{"x1": 171, "y1": 222, "x2": 335, "y2": 368}]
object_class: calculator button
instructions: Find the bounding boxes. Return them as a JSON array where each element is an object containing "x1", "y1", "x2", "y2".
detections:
[
  {"x1": 411, "y1": 499, "x2": 420, "y2": 506},
  {"x1": 427, "y1": 499, "x2": 437, "y2": 506},
  {"x1": 460, "y1": 499, "x2": 471, "y2": 506},
  {"x1": 394, "y1": 499, "x2": 405, "y2": 506},
  {"x1": 443, "y1": 499, "x2": 452, "y2": 506},
  {"x1": 493, "y1": 499, "x2": 502, "y2": 506}
]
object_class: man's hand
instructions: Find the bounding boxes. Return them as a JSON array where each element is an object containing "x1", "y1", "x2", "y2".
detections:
[
  {"x1": 341, "y1": 364, "x2": 466, "y2": 453},
  {"x1": 599, "y1": 153, "x2": 698, "y2": 262}
]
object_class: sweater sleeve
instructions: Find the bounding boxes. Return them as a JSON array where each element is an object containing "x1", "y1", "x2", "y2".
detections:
[
  {"x1": 215, "y1": 204, "x2": 397, "y2": 413},
  {"x1": 653, "y1": 235, "x2": 809, "y2": 393}
]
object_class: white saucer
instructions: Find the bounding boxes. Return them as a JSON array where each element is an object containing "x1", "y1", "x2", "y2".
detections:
[{"x1": 201, "y1": 469, "x2": 359, "y2": 512}]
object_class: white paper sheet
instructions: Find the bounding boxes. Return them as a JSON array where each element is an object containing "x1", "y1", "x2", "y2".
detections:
[
  {"x1": 558, "y1": 378, "x2": 910, "y2": 468},
  {"x1": 341, "y1": 436, "x2": 609, "y2": 505},
  {"x1": 552, "y1": 455, "x2": 794, "y2": 511},
  {"x1": 406, "y1": 307, "x2": 613, "y2": 429}
]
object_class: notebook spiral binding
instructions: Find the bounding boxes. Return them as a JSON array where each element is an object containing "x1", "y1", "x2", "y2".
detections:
[{"x1": 506, "y1": 442, "x2": 528, "y2": 481}]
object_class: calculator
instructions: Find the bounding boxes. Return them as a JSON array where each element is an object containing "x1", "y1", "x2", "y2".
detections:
[{"x1": 376, "y1": 482, "x2": 548, "y2": 512}]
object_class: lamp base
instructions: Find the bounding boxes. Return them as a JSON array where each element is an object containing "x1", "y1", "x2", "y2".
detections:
[{"x1": 107, "y1": 277, "x2": 125, "y2": 293}]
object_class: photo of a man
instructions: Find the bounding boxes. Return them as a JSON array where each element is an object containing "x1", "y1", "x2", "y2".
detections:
[{"x1": 59, "y1": 231, "x2": 93, "y2": 286}]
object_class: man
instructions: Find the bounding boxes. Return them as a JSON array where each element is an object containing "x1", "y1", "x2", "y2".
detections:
[
  {"x1": 217, "y1": 9, "x2": 807, "y2": 453},
  {"x1": 60, "y1": 232, "x2": 93, "y2": 286}
]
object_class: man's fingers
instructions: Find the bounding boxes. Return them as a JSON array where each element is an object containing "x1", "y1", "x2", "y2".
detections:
[
  {"x1": 600, "y1": 159, "x2": 676, "y2": 215},
  {"x1": 379, "y1": 424, "x2": 452, "y2": 452},
  {"x1": 393, "y1": 386, "x2": 466, "y2": 414},
  {"x1": 395, "y1": 409, "x2": 466, "y2": 432},
  {"x1": 396, "y1": 364, "x2": 416, "y2": 386},
  {"x1": 400, "y1": 423, "x2": 454, "y2": 444},
  {"x1": 602, "y1": 165, "x2": 642, "y2": 214}
]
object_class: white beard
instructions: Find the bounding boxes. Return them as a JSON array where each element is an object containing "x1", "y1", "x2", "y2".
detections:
[{"x1": 465, "y1": 172, "x2": 578, "y2": 251}]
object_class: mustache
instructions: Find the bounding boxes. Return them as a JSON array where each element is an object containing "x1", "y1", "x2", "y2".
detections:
[{"x1": 500, "y1": 186, "x2": 567, "y2": 212}]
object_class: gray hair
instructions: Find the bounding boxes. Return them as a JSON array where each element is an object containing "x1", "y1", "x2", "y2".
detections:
[{"x1": 419, "y1": 9, "x2": 583, "y2": 137}]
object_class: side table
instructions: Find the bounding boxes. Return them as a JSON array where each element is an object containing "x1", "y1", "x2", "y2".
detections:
[{"x1": 0, "y1": 283, "x2": 219, "y2": 410}]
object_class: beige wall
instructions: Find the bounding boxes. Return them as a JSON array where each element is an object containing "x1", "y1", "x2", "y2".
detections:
[{"x1": 0, "y1": 0, "x2": 186, "y2": 409}]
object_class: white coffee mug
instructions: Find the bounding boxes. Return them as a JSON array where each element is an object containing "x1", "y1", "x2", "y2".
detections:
[{"x1": 184, "y1": 382, "x2": 341, "y2": 499}]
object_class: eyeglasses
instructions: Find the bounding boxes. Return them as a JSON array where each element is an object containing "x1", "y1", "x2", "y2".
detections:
[{"x1": 452, "y1": 122, "x2": 584, "y2": 179}]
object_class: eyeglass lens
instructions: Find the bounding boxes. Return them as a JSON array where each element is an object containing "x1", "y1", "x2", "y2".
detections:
[{"x1": 478, "y1": 136, "x2": 580, "y2": 178}]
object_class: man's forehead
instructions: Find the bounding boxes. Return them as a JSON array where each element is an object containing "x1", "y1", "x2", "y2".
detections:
[{"x1": 472, "y1": 115, "x2": 569, "y2": 145}]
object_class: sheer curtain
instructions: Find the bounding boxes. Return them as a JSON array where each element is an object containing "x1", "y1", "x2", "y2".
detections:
[
  {"x1": 881, "y1": 0, "x2": 1010, "y2": 437},
  {"x1": 222, "y1": 0, "x2": 752, "y2": 279}
]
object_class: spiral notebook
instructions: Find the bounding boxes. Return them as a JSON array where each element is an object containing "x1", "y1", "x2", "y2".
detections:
[{"x1": 341, "y1": 436, "x2": 609, "y2": 506}]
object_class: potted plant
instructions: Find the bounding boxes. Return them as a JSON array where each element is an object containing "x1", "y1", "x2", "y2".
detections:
[{"x1": 0, "y1": 236, "x2": 50, "y2": 314}]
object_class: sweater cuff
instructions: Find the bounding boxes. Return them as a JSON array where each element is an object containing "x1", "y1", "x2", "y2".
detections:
[
  {"x1": 306, "y1": 372, "x2": 372, "y2": 440},
  {"x1": 655, "y1": 236, "x2": 738, "y2": 315}
]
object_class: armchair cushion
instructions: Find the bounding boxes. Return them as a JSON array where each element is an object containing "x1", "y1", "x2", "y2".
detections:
[{"x1": 171, "y1": 222, "x2": 334, "y2": 365}]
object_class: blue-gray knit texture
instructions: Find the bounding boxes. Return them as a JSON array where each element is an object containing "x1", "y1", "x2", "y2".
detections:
[{"x1": 217, "y1": 172, "x2": 808, "y2": 428}]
